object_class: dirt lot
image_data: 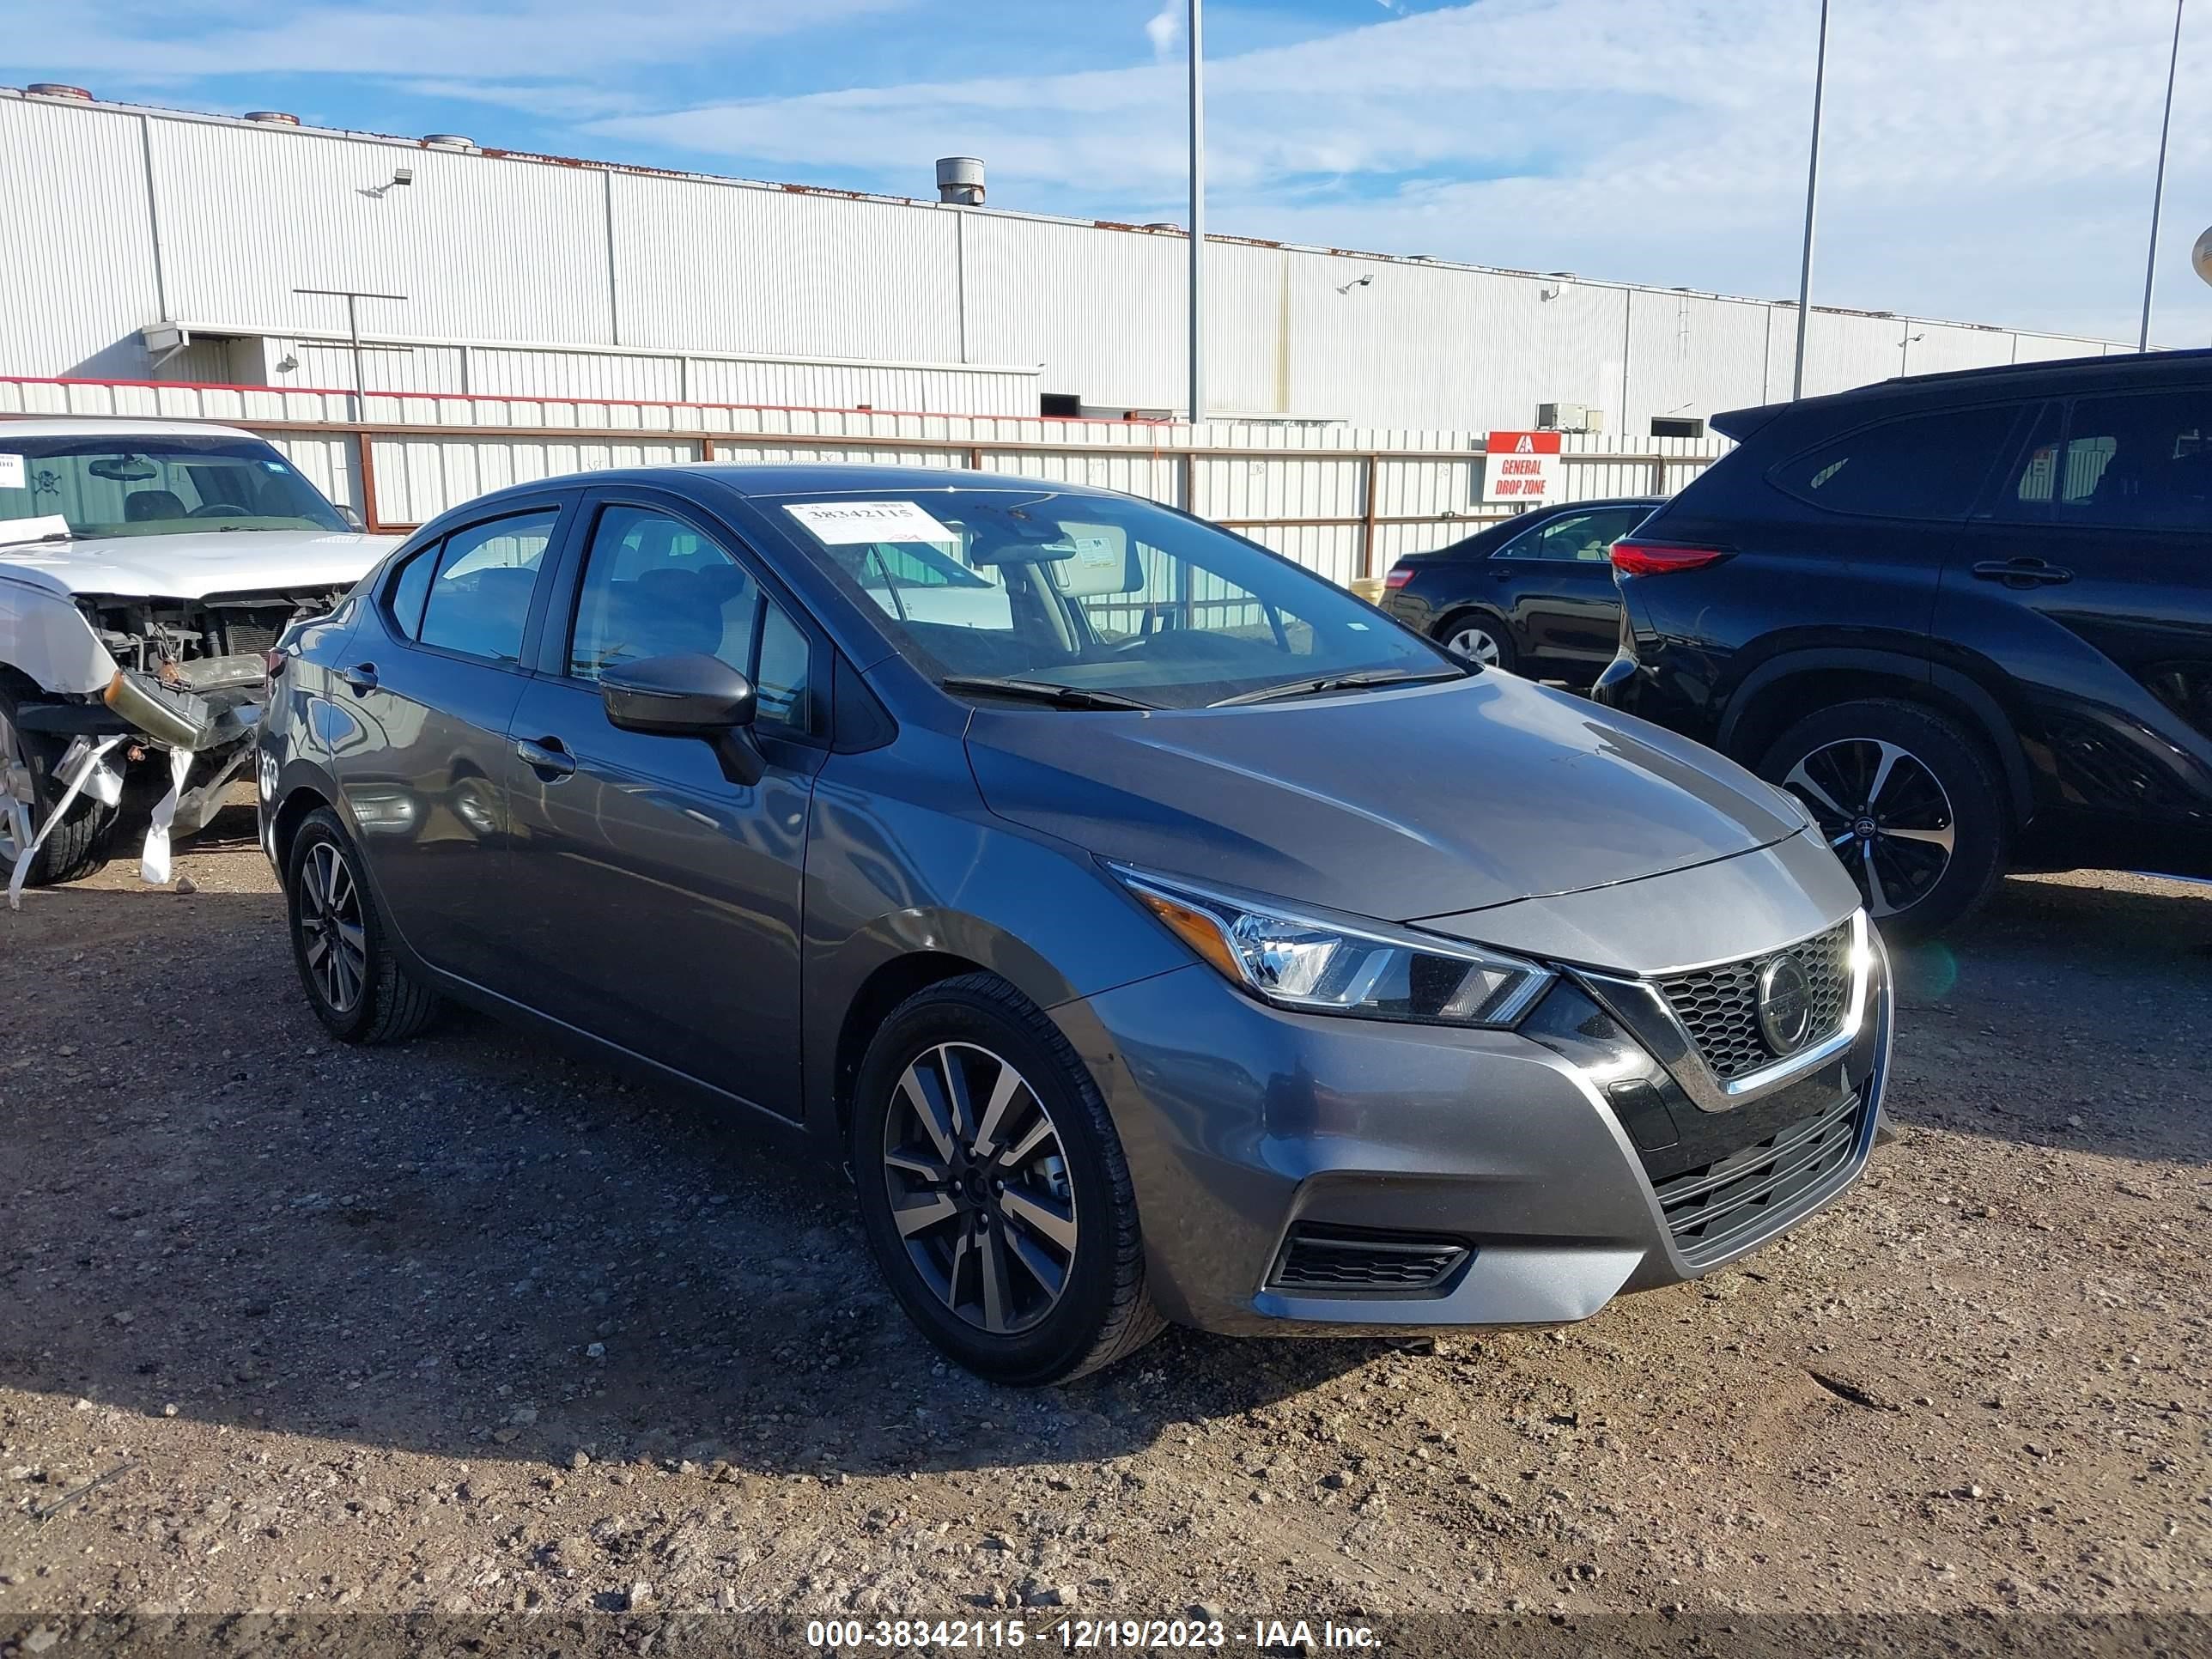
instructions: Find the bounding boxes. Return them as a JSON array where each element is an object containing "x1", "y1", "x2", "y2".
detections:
[{"x1": 2, "y1": 809, "x2": 2209, "y2": 1656}]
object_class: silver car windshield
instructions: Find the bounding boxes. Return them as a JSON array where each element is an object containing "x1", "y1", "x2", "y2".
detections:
[
  {"x1": 0, "y1": 435, "x2": 349, "y2": 538},
  {"x1": 774, "y1": 488, "x2": 1456, "y2": 710}
]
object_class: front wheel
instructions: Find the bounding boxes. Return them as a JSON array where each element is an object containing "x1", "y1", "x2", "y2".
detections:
[
  {"x1": 851, "y1": 974, "x2": 1164, "y2": 1385},
  {"x1": 1758, "y1": 698, "x2": 2008, "y2": 939},
  {"x1": 0, "y1": 690, "x2": 117, "y2": 889},
  {"x1": 284, "y1": 807, "x2": 441, "y2": 1042}
]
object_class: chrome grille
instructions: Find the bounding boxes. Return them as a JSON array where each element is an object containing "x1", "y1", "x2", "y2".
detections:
[
  {"x1": 1656, "y1": 921, "x2": 1854, "y2": 1081},
  {"x1": 1651, "y1": 1091, "x2": 1864, "y2": 1267}
]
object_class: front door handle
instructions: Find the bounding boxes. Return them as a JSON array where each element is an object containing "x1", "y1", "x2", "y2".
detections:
[
  {"x1": 337, "y1": 662, "x2": 379, "y2": 695},
  {"x1": 1971, "y1": 558, "x2": 2074, "y2": 587},
  {"x1": 514, "y1": 736, "x2": 577, "y2": 779}
]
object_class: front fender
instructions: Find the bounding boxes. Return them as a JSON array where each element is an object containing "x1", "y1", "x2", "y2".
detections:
[
  {"x1": 0, "y1": 576, "x2": 116, "y2": 695},
  {"x1": 799, "y1": 729, "x2": 1194, "y2": 1140}
]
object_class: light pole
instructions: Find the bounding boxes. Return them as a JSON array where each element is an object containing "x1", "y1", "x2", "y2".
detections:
[
  {"x1": 1790, "y1": 0, "x2": 1831, "y2": 400},
  {"x1": 1188, "y1": 0, "x2": 1206, "y2": 425},
  {"x1": 2140, "y1": 0, "x2": 2185, "y2": 352}
]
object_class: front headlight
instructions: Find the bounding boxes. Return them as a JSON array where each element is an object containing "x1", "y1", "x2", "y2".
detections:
[{"x1": 1111, "y1": 866, "x2": 1552, "y2": 1028}]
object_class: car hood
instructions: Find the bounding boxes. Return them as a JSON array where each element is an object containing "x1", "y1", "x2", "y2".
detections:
[
  {"x1": 0, "y1": 528, "x2": 398, "y2": 600},
  {"x1": 964, "y1": 672, "x2": 1805, "y2": 922}
]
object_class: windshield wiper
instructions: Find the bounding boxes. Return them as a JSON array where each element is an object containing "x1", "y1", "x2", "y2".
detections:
[
  {"x1": 939, "y1": 676, "x2": 1157, "y2": 711},
  {"x1": 1208, "y1": 668, "x2": 1465, "y2": 708}
]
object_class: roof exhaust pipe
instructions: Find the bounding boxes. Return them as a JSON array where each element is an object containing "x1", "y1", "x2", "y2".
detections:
[{"x1": 935, "y1": 156, "x2": 984, "y2": 206}]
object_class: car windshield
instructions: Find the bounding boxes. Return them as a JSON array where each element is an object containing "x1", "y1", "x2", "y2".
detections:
[
  {"x1": 0, "y1": 434, "x2": 349, "y2": 538},
  {"x1": 774, "y1": 487, "x2": 1458, "y2": 710}
]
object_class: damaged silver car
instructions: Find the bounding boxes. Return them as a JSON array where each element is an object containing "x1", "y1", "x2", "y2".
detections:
[{"x1": 0, "y1": 418, "x2": 398, "y2": 901}]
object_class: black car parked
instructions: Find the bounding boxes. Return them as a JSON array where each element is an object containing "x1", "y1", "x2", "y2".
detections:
[
  {"x1": 1380, "y1": 496, "x2": 1659, "y2": 682},
  {"x1": 1596, "y1": 349, "x2": 2212, "y2": 935}
]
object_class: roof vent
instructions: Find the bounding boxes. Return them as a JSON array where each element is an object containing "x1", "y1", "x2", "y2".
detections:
[
  {"x1": 422, "y1": 133, "x2": 478, "y2": 152},
  {"x1": 1144, "y1": 222, "x2": 1180, "y2": 233},
  {"x1": 245, "y1": 110, "x2": 301, "y2": 125},
  {"x1": 935, "y1": 155, "x2": 984, "y2": 205},
  {"x1": 27, "y1": 82, "x2": 93, "y2": 100}
]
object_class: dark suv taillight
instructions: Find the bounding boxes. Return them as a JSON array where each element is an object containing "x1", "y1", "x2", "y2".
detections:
[{"x1": 1609, "y1": 538, "x2": 1730, "y2": 576}]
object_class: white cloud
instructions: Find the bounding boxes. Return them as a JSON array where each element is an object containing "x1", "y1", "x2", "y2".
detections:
[
  {"x1": 1145, "y1": 4, "x2": 1182, "y2": 62},
  {"x1": 582, "y1": 0, "x2": 2212, "y2": 342}
]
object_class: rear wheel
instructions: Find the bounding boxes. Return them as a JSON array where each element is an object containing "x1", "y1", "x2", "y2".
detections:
[
  {"x1": 284, "y1": 807, "x2": 441, "y2": 1042},
  {"x1": 1758, "y1": 698, "x2": 2008, "y2": 939},
  {"x1": 851, "y1": 973, "x2": 1163, "y2": 1385},
  {"x1": 0, "y1": 689, "x2": 117, "y2": 890},
  {"x1": 1437, "y1": 611, "x2": 1516, "y2": 673}
]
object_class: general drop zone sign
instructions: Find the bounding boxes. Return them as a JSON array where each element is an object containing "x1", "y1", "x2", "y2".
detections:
[{"x1": 1481, "y1": 431, "x2": 1563, "y2": 504}]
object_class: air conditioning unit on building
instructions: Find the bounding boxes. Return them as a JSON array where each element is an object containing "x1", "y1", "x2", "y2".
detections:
[{"x1": 1536, "y1": 402, "x2": 1602, "y2": 434}]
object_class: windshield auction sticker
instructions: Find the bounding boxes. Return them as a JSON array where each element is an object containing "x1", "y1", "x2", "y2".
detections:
[
  {"x1": 785, "y1": 500, "x2": 957, "y2": 545},
  {"x1": 0, "y1": 453, "x2": 24, "y2": 490}
]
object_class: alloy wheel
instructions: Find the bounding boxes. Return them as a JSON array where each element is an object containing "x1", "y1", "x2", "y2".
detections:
[
  {"x1": 881, "y1": 1042, "x2": 1079, "y2": 1336},
  {"x1": 297, "y1": 841, "x2": 369, "y2": 1013},
  {"x1": 1784, "y1": 738, "x2": 1956, "y2": 919},
  {"x1": 1444, "y1": 624, "x2": 1502, "y2": 665}
]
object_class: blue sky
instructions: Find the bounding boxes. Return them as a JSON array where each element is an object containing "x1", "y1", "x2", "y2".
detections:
[{"x1": 12, "y1": 0, "x2": 2212, "y2": 345}]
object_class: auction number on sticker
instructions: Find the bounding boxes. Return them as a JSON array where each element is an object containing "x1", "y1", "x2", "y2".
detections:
[{"x1": 810, "y1": 1620, "x2": 1030, "y2": 1649}]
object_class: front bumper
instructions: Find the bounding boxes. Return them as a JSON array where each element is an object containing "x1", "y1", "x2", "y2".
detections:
[{"x1": 1053, "y1": 929, "x2": 1893, "y2": 1336}]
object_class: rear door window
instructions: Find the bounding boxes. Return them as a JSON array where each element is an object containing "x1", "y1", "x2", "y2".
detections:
[
  {"x1": 2051, "y1": 387, "x2": 2212, "y2": 531},
  {"x1": 1503, "y1": 507, "x2": 1645, "y2": 562},
  {"x1": 1772, "y1": 405, "x2": 2025, "y2": 521},
  {"x1": 416, "y1": 509, "x2": 558, "y2": 664}
]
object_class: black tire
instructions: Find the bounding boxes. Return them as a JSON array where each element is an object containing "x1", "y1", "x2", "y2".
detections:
[
  {"x1": 0, "y1": 687, "x2": 118, "y2": 889},
  {"x1": 283, "y1": 807, "x2": 441, "y2": 1043},
  {"x1": 1434, "y1": 611, "x2": 1516, "y2": 673},
  {"x1": 1757, "y1": 698, "x2": 2008, "y2": 939},
  {"x1": 851, "y1": 972, "x2": 1164, "y2": 1385}
]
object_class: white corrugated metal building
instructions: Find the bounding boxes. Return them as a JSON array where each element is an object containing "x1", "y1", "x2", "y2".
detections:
[{"x1": 0, "y1": 84, "x2": 2123, "y2": 434}]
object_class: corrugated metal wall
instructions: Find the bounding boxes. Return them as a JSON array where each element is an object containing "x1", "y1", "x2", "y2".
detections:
[{"x1": 0, "y1": 94, "x2": 2128, "y2": 434}]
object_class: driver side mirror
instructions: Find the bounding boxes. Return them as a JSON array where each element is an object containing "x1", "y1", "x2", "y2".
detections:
[
  {"x1": 337, "y1": 504, "x2": 366, "y2": 531},
  {"x1": 599, "y1": 653, "x2": 763, "y2": 786}
]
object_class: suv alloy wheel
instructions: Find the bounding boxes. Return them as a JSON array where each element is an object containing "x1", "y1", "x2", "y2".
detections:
[{"x1": 1759, "y1": 698, "x2": 2009, "y2": 938}]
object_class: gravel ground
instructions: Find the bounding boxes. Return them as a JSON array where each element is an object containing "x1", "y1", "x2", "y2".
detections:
[{"x1": 2, "y1": 809, "x2": 2209, "y2": 1656}]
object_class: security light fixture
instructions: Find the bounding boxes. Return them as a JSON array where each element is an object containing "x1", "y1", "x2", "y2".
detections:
[
  {"x1": 391, "y1": 167, "x2": 414, "y2": 187},
  {"x1": 1335, "y1": 274, "x2": 1374, "y2": 295}
]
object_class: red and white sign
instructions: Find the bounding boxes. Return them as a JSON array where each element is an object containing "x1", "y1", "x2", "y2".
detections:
[{"x1": 1481, "y1": 430, "x2": 1563, "y2": 505}]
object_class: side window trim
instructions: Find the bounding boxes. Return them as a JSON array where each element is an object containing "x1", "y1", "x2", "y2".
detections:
[
  {"x1": 407, "y1": 500, "x2": 569, "y2": 670},
  {"x1": 1969, "y1": 400, "x2": 2060, "y2": 524}
]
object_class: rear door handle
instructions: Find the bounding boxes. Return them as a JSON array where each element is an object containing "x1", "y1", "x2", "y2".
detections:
[
  {"x1": 514, "y1": 736, "x2": 577, "y2": 779},
  {"x1": 1970, "y1": 558, "x2": 2074, "y2": 587},
  {"x1": 337, "y1": 662, "x2": 379, "y2": 694}
]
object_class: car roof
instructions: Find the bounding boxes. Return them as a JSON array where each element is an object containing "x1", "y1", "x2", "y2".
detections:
[
  {"x1": 1435, "y1": 495, "x2": 1661, "y2": 549},
  {"x1": 1715, "y1": 346, "x2": 2212, "y2": 439},
  {"x1": 0, "y1": 416, "x2": 260, "y2": 441},
  {"x1": 532, "y1": 463, "x2": 1127, "y2": 502}
]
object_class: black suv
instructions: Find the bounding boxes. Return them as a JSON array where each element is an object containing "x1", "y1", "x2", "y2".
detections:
[{"x1": 1595, "y1": 349, "x2": 2212, "y2": 935}]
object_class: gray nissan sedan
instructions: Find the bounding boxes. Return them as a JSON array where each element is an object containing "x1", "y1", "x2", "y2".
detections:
[{"x1": 258, "y1": 465, "x2": 1892, "y2": 1384}]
